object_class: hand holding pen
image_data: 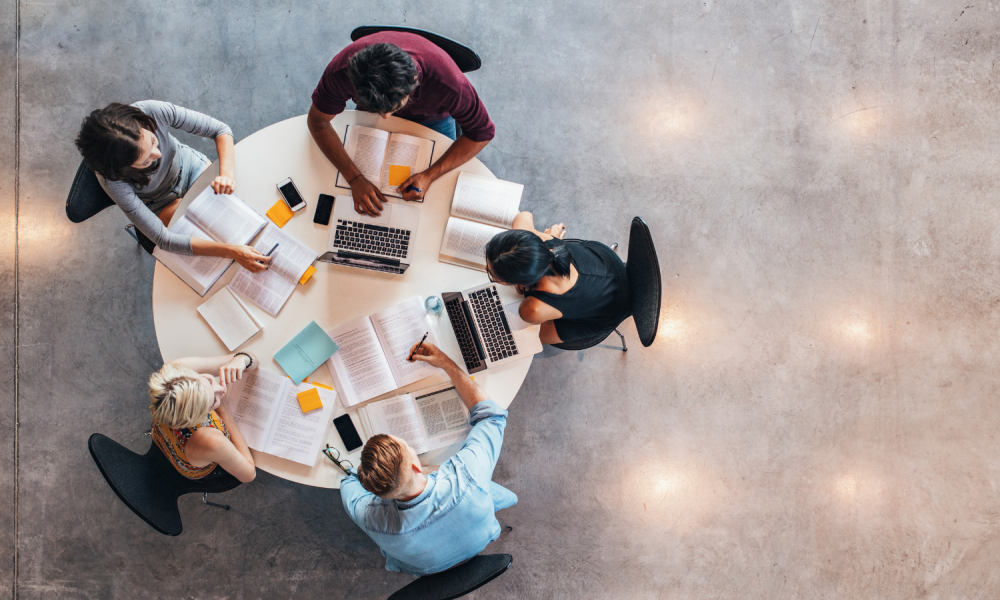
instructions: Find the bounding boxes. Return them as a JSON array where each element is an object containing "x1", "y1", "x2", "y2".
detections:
[{"x1": 407, "y1": 332, "x2": 429, "y2": 362}]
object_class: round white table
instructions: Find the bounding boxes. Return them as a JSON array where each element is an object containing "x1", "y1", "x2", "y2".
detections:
[{"x1": 151, "y1": 111, "x2": 533, "y2": 488}]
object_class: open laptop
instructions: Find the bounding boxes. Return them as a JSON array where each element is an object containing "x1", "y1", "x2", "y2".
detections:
[
  {"x1": 443, "y1": 283, "x2": 543, "y2": 374},
  {"x1": 317, "y1": 195, "x2": 420, "y2": 275}
]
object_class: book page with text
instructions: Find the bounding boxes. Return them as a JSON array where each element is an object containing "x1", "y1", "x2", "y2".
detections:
[
  {"x1": 439, "y1": 217, "x2": 506, "y2": 271},
  {"x1": 185, "y1": 188, "x2": 265, "y2": 244},
  {"x1": 361, "y1": 394, "x2": 428, "y2": 454},
  {"x1": 325, "y1": 318, "x2": 398, "y2": 407},
  {"x1": 229, "y1": 267, "x2": 296, "y2": 317},
  {"x1": 413, "y1": 383, "x2": 471, "y2": 452},
  {"x1": 339, "y1": 125, "x2": 389, "y2": 188},
  {"x1": 371, "y1": 297, "x2": 442, "y2": 388},
  {"x1": 252, "y1": 223, "x2": 317, "y2": 283},
  {"x1": 378, "y1": 133, "x2": 434, "y2": 197},
  {"x1": 224, "y1": 367, "x2": 288, "y2": 451},
  {"x1": 152, "y1": 217, "x2": 232, "y2": 294},
  {"x1": 263, "y1": 383, "x2": 336, "y2": 466},
  {"x1": 450, "y1": 171, "x2": 523, "y2": 228}
]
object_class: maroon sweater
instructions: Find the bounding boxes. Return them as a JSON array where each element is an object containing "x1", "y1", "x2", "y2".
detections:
[{"x1": 311, "y1": 31, "x2": 495, "y2": 143}]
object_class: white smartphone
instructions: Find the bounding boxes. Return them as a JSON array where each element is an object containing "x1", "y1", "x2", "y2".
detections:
[{"x1": 276, "y1": 177, "x2": 307, "y2": 212}]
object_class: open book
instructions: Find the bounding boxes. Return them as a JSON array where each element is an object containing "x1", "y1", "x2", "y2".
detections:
[
  {"x1": 197, "y1": 286, "x2": 262, "y2": 351},
  {"x1": 334, "y1": 125, "x2": 436, "y2": 199},
  {"x1": 357, "y1": 382, "x2": 471, "y2": 455},
  {"x1": 228, "y1": 223, "x2": 319, "y2": 317},
  {"x1": 153, "y1": 188, "x2": 268, "y2": 295},
  {"x1": 439, "y1": 172, "x2": 524, "y2": 271},
  {"x1": 325, "y1": 297, "x2": 441, "y2": 408},
  {"x1": 224, "y1": 367, "x2": 336, "y2": 466}
]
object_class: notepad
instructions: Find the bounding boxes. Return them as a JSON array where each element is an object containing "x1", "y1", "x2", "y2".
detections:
[
  {"x1": 197, "y1": 287, "x2": 263, "y2": 351},
  {"x1": 266, "y1": 200, "x2": 295, "y2": 228},
  {"x1": 274, "y1": 320, "x2": 340, "y2": 384}
]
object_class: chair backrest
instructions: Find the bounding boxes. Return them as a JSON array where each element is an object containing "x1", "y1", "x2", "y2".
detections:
[
  {"x1": 625, "y1": 217, "x2": 662, "y2": 347},
  {"x1": 87, "y1": 433, "x2": 240, "y2": 536},
  {"x1": 388, "y1": 554, "x2": 513, "y2": 600},
  {"x1": 350, "y1": 26, "x2": 482, "y2": 73},
  {"x1": 66, "y1": 161, "x2": 115, "y2": 223}
]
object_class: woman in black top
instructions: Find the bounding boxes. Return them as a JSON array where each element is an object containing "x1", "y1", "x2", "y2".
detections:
[{"x1": 485, "y1": 212, "x2": 631, "y2": 344}]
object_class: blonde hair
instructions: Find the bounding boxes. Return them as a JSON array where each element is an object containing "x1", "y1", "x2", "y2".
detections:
[{"x1": 148, "y1": 363, "x2": 213, "y2": 429}]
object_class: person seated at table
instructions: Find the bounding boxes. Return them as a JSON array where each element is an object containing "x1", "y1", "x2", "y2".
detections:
[
  {"x1": 75, "y1": 100, "x2": 269, "y2": 272},
  {"x1": 339, "y1": 342, "x2": 516, "y2": 576},
  {"x1": 307, "y1": 31, "x2": 495, "y2": 216},
  {"x1": 485, "y1": 211, "x2": 632, "y2": 345},
  {"x1": 148, "y1": 352, "x2": 259, "y2": 482}
]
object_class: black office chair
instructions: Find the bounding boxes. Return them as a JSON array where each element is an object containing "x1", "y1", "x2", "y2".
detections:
[
  {"x1": 388, "y1": 554, "x2": 513, "y2": 600},
  {"x1": 553, "y1": 217, "x2": 662, "y2": 352},
  {"x1": 350, "y1": 26, "x2": 482, "y2": 73},
  {"x1": 88, "y1": 433, "x2": 241, "y2": 536},
  {"x1": 66, "y1": 161, "x2": 155, "y2": 254}
]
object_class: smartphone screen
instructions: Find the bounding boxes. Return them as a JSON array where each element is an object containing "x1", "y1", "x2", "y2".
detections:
[
  {"x1": 333, "y1": 414, "x2": 363, "y2": 452},
  {"x1": 279, "y1": 180, "x2": 305, "y2": 208},
  {"x1": 314, "y1": 194, "x2": 334, "y2": 225}
]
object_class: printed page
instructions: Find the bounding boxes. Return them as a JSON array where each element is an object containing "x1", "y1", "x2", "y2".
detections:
[
  {"x1": 223, "y1": 367, "x2": 288, "y2": 451},
  {"x1": 438, "y1": 217, "x2": 506, "y2": 271},
  {"x1": 325, "y1": 318, "x2": 397, "y2": 407},
  {"x1": 152, "y1": 216, "x2": 231, "y2": 295},
  {"x1": 229, "y1": 267, "x2": 296, "y2": 317},
  {"x1": 361, "y1": 394, "x2": 428, "y2": 454},
  {"x1": 252, "y1": 223, "x2": 318, "y2": 283},
  {"x1": 379, "y1": 133, "x2": 435, "y2": 197},
  {"x1": 371, "y1": 297, "x2": 443, "y2": 388},
  {"x1": 450, "y1": 171, "x2": 524, "y2": 228},
  {"x1": 197, "y1": 287, "x2": 262, "y2": 351},
  {"x1": 337, "y1": 125, "x2": 389, "y2": 189},
  {"x1": 413, "y1": 383, "x2": 471, "y2": 452},
  {"x1": 263, "y1": 383, "x2": 337, "y2": 466},
  {"x1": 185, "y1": 188, "x2": 265, "y2": 245}
]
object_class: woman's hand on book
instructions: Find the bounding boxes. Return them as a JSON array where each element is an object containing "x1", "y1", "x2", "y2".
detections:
[
  {"x1": 230, "y1": 245, "x2": 271, "y2": 273},
  {"x1": 350, "y1": 175, "x2": 386, "y2": 217},
  {"x1": 407, "y1": 341, "x2": 453, "y2": 370},
  {"x1": 219, "y1": 355, "x2": 249, "y2": 386},
  {"x1": 211, "y1": 175, "x2": 236, "y2": 195},
  {"x1": 398, "y1": 171, "x2": 432, "y2": 202}
]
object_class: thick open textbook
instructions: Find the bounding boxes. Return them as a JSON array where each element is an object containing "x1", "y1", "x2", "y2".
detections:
[
  {"x1": 325, "y1": 297, "x2": 442, "y2": 408},
  {"x1": 197, "y1": 286, "x2": 262, "y2": 351},
  {"x1": 224, "y1": 367, "x2": 336, "y2": 466},
  {"x1": 334, "y1": 125, "x2": 436, "y2": 199},
  {"x1": 229, "y1": 223, "x2": 318, "y2": 317},
  {"x1": 357, "y1": 382, "x2": 471, "y2": 455},
  {"x1": 439, "y1": 172, "x2": 524, "y2": 271},
  {"x1": 153, "y1": 188, "x2": 268, "y2": 295}
]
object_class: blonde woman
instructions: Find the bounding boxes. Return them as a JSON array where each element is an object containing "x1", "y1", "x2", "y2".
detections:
[{"x1": 149, "y1": 353, "x2": 258, "y2": 483}]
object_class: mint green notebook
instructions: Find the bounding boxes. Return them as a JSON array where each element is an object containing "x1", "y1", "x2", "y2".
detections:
[{"x1": 273, "y1": 321, "x2": 339, "y2": 384}]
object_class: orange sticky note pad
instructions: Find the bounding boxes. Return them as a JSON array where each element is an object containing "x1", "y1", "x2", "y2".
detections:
[
  {"x1": 297, "y1": 387, "x2": 323, "y2": 413},
  {"x1": 266, "y1": 200, "x2": 295, "y2": 228},
  {"x1": 298, "y1": 265, "x2": 317, "y2": 285},
  {"x1": 388, "y1": 165, "x2": 411, "y2": 187}
]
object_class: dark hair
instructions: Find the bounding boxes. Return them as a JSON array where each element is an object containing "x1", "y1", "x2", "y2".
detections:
[
  {"x1": 357, "y1": 434, "x2": 406, "y2": 497},
  {"x1": 485, "y1": 230, "x2": 574, "y2": 287},
  {"x1": 347, "y1": 43, "x2": 418, "y2": 114},
  {"x1": 75, "y1": 103, "x2": 159, "y2": 187}
]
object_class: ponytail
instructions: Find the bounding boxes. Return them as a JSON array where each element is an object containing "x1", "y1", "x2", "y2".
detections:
[
  {"x1": 485, "y1": 229, "x2": 574, "y2": 286},
  {"x1": 544, "y1": 238, "x2": 572, "y2": 278}
]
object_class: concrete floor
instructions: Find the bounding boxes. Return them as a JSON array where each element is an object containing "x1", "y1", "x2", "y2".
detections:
[{"x1": 5, "y1": 0, "x2": 1000, "y2": 598}]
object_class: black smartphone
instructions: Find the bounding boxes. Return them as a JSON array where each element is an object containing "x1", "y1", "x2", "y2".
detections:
[
  {"x1": 314, "y1": 193, "x2": 335, "y2": 225},
  {"x1": 333, "y1": 414, "x2": 363, "y2": 452}
]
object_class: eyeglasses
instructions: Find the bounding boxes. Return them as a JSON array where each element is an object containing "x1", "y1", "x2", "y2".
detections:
[
  {"x1": 323, "y1": 445, "x2": 354, "y2": 475},
  {"x1": 486, "y1": 265, "x2": 497, "y2": 283}
]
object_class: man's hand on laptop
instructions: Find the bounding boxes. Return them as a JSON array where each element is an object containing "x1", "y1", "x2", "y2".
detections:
[
  {"x1": 407, "y1": 341, "x2": 454, "y2": 370},
  {"x1": 350, "y1": 175, "x2": 386, "y2": 217}
]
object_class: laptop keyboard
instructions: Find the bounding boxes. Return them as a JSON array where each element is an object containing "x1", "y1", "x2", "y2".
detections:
[
  {"x1": 467, "y1": 287, "x2": 519, "y2": 362},
  {"x1": 445, "y1": 296, "x2": 483, "y2": 372},
  {"x1": 333, "y1": 220, "x2": 410, "y2": 258}
]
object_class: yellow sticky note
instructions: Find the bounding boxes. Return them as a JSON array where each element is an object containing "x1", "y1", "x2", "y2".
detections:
[
  {"x1": 309, "y1": 380, "x2": 334, "y2": 390},
  {"x1": 298, "y1": 265, "x2": 317, "y2": 285},
  {"x1": 266, "y1": 200, "x2": 295, "y2": 228},
  {"x1": 297, "y1": 387, "x2": 323, "y2": 413},
  {"x1": 388, "y1": 165, "x2": 411, "y2": 187}
]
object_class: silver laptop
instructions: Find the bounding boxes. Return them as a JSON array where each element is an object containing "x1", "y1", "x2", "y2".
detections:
[
  {"x1": 318, "y1": 195, "x2": 420, "y2": 275},
  {"x1": 443, "y1": 283, "x2": 543, "y2": 374}
]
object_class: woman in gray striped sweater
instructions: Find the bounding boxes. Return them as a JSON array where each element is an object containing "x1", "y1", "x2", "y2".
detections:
[{"x1": 75, "y1": 100, "x2": 270, "y2": 272}]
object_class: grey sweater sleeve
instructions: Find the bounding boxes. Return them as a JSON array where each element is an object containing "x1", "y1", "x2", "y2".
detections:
[
  {"x1": 134, "y1": 100, "x2": 234, "y2": 139},
  {"x1": 99, "y1": 177, "x2": 195, "y2": 255}
]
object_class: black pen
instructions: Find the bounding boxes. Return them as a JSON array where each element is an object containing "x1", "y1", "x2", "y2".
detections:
[{"x1": 408, "y1": 332, "x2": 429, "y2": 361}]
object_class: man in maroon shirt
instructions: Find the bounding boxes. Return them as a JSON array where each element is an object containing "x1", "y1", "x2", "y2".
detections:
[{"x1": 308, "y1": 31, "x2": 495, "y2": 216}]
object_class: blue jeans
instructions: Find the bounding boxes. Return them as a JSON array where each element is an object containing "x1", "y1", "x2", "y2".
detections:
[
  {"x1": 173, "y1": 143, "x2": 212, "y2": 198},
  {"x1": 490, "y1": 482, "x2": 518, "y2": 511},
  {"x1": 415, "y1": 116, "x2": 457, "y2": 140}
]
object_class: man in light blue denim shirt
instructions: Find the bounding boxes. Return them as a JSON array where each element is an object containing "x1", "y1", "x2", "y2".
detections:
[{"x1": 340, "y1": 342, "x2": 517, "y2": 576}]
